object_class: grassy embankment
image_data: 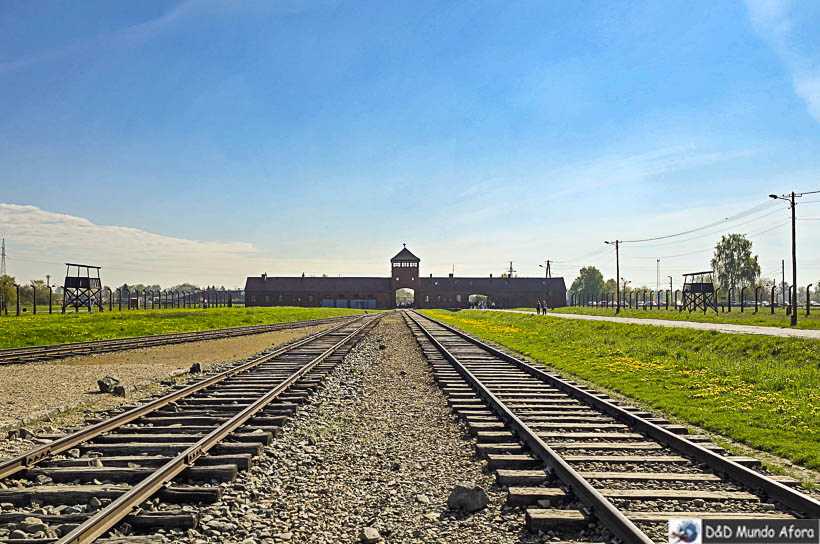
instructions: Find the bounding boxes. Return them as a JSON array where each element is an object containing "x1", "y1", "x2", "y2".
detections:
[
  {"x1": 0, "y1": 307, "x2": 366, "y2": 349},
  {"x1": 422, "y1": 309, "x2": 820, "y2": 471},
  {"x1": 512, "y1": 306, "x2": 820, "y2": 330}
]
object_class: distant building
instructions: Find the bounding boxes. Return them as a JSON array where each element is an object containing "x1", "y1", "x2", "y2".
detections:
[{"x1": 244, "y1": 246, "x2": 566, "y2": 310}]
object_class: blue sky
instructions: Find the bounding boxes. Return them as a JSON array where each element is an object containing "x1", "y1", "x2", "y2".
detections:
[{"x1": 1, "y1": 0, "x2": 819, "y2": 288}]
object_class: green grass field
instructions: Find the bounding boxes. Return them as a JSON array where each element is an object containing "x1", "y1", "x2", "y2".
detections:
[
  {"x1": 514, "y1": 305, "x2": 820, "y2": 330},
  {"x1": 422, "y1": 309, "x2": 820, "y2": 471},
  {"x1": 0, "y1": 307, "x2": 366, "y2": 349}
]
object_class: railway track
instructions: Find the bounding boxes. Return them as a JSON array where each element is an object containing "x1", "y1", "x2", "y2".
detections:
[
  {"x1": 0, "y1": 315, "x2": 360, "y2": 365},
  {"x1": 405, "y1": 310, "x2": 820, "y2": 543},
  {"x1": 0, "y1": 313, "x2": 381, "y2": 543}
]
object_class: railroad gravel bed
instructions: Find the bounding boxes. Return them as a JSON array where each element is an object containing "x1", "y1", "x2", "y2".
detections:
[
  {"x1": 0, "y1": 325, "x2": 327, "y2": 457},
  {"x1": 190, "y1": 313, "x2": 544, "y2": 544}
]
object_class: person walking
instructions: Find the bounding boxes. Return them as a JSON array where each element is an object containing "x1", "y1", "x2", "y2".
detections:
[{"x1": 536, "y1": 301, "x2": 542, "y2": 315}]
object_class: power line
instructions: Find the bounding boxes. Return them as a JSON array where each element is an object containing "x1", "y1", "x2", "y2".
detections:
[
  {"x1": 620, "y1": 200, "x2": 777, "y2": 243},
  {"x1": 623, "y1": 205, "x2": 788, "y2": 248}
]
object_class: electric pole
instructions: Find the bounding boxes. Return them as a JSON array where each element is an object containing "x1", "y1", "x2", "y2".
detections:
[
  {"x1": 605, "y1": 240, "x2": 620, "y2": 313},
  {"x1": 0, "y1": 239, "x2": 5, "y2": 316},
  {"x1": 539, "y1": 260, "x2": 551, "y2": 278},
  {"x1": 770, "y1": 190, "x2": 820, "y2": 326},
  {"x1": 656, "y1": 259, "x2": 660, "y2": 293}
]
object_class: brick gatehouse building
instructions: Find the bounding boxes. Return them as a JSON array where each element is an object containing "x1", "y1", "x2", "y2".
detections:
[{"x1": 244, "y1": 246, "x2": 566, "y2": 310}]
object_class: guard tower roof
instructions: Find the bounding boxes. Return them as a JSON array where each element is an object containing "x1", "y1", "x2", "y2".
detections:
[{"x1": 391, "y1": 245, "x2": 419, "y2": 261}]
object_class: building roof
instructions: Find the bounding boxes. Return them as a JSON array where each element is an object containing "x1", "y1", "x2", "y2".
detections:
[
  {"x1": 245, "y1": 276, "x2": 391, "y2": 293},
  {"x1": 390, "y1": 246, "x2": 420, "y2": 262},
  {"x1": 419, "y1": 276, "x2": 566, "y2": 293}
]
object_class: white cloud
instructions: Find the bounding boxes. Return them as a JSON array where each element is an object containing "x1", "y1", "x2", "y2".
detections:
[
  {"x1": 746, "y1": 0, "x2": 820, "y2": 123},
  {"x1": 0, "y1": 204, "x2": 273, "y2": 287}
]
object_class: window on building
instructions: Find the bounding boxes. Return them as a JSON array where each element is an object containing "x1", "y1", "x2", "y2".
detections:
[
  {"x1": 456, "y1": 294, "x2": 462, "y2": 302},
  {"x1": 265, "y1": 295, "x2": 270, "y2": 303},
  {"x1": 250, "y1": 295, "x2": 256, "y2": 303},
  {"x1": 308, "y1": 295, "x2": 313, "y2": 303},
  {"x1": 278, "y1": 295, "x2": 283, "y2": 302}
]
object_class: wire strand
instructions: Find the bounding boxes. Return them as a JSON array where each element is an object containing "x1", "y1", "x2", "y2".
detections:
[{"x1": 620, "y1": 200, "x2": 777, "y2": 243}]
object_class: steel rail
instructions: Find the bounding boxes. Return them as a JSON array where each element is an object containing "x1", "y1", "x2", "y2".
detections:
[
  {"x1": 57, "y1": 315, "x2": 380, "y2": 544},
  {"x1": 406, "y1": 311, "x2": 654, "y2": 544},
  {"x1": 0, "y1": 315, "x2": 358, "y2": 364},
  {"x1": 414, "y1": 311, "x2": 820, "y2": 518},
  {"x1": 0, "y1": 316, "x2": 363, "y2": 480}
]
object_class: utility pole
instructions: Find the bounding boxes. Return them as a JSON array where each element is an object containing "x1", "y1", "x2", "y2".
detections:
[
  {"x1": 605, "y1": 240, "x2": 620, "y2": 313},
  {"x1": 770, "y1": 190, "x2": 820, "y2": 326},
  {"x1": 539, "y1": 260, "x2": 551, "y2": 278},
  {"x1": 668, "y1": 275, "x2": 673, "y2": 308},
  {"x1": 656, "y1": 259, "x2": 660, "y2": 293},
  {"x1": 0, "y1": 239, "x2": 5, "y2": 316}
]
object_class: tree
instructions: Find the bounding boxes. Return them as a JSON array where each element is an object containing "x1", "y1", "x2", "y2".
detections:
[
  {"x1": 711, "y1": 234, "x2": 760, "y2": 293},
  {"x1": 30, "y1": 280, "x2": 47, "y2": 306},
  {"x1": 0, "y1": 275, "x2": 15, "y2": 313},
  {"x1": 170, "y1": 283, "x2": 200, "y2": 293},
  {"x1": 570, "y1": 266, "x2": 606, "y2": 298}
]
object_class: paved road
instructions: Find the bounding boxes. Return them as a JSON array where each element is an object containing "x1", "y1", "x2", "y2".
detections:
[{"x1": 494, "y1": 309, "x2": 820, "y2": 340}]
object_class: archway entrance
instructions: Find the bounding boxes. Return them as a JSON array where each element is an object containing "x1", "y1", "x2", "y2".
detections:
[
  {"x1": 396, "y1": 288, "x2": 415, "y2": 308},
  {"x1": 468, "y1": 294, "x2": 491, "y2": 309}
]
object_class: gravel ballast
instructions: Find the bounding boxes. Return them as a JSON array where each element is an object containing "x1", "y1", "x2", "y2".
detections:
[
  {"x1": 193, "y1": 312, "x2": 535, "y2": 544},
  {"x1": 0, "y1": 325, "x2": 328, "y2": 433}
]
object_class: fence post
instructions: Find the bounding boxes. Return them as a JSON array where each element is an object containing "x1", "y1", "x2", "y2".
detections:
[
  {"x1": 808, "y1": 284, "x2": 813, "y2": 317},
  {"x1": 728, "y1": 288, "x2": 733, "y2": 312},
  {"x1": 32, "y1": 285, "x2": 37, "y2": 315},
  {"x1": 754, "y1": 287, "x2": 761, "y2": 313},
  {"x1": 48, "y1": 286, "x2": 53, "y2": 314},
  {"x1": 771, "y1": 285, "x2": 776, "y2": 314},
  {"x1": 15, "y1": 284, "x2": 20, "y2": 316},
  {"x1": 740, "y1": 287, "x2": 746, "y2": 313}
]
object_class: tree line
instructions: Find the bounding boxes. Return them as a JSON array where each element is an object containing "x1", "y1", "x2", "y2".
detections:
[{"x1": 0, "y1": 276, "x2": 231, "y2": 310}]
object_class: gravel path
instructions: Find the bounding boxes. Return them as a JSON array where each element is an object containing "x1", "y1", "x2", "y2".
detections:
[
  {"x1": 193, "y1": 312, "x2": 537, "y2": 544},
  {"x1": 495, "y1": 309, "x2": 820, "y2": 339},
  {"x1": 0, "y1": 325, "x2": 328, "y2": 433}
]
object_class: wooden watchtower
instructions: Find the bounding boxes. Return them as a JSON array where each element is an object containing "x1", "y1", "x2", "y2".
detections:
[
  {"x1": 62, "y1": 263, "x2": 104, "y2": 313},
  {"x1": 680, "y1": 270, "x2": 718, "y2": 314}
]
